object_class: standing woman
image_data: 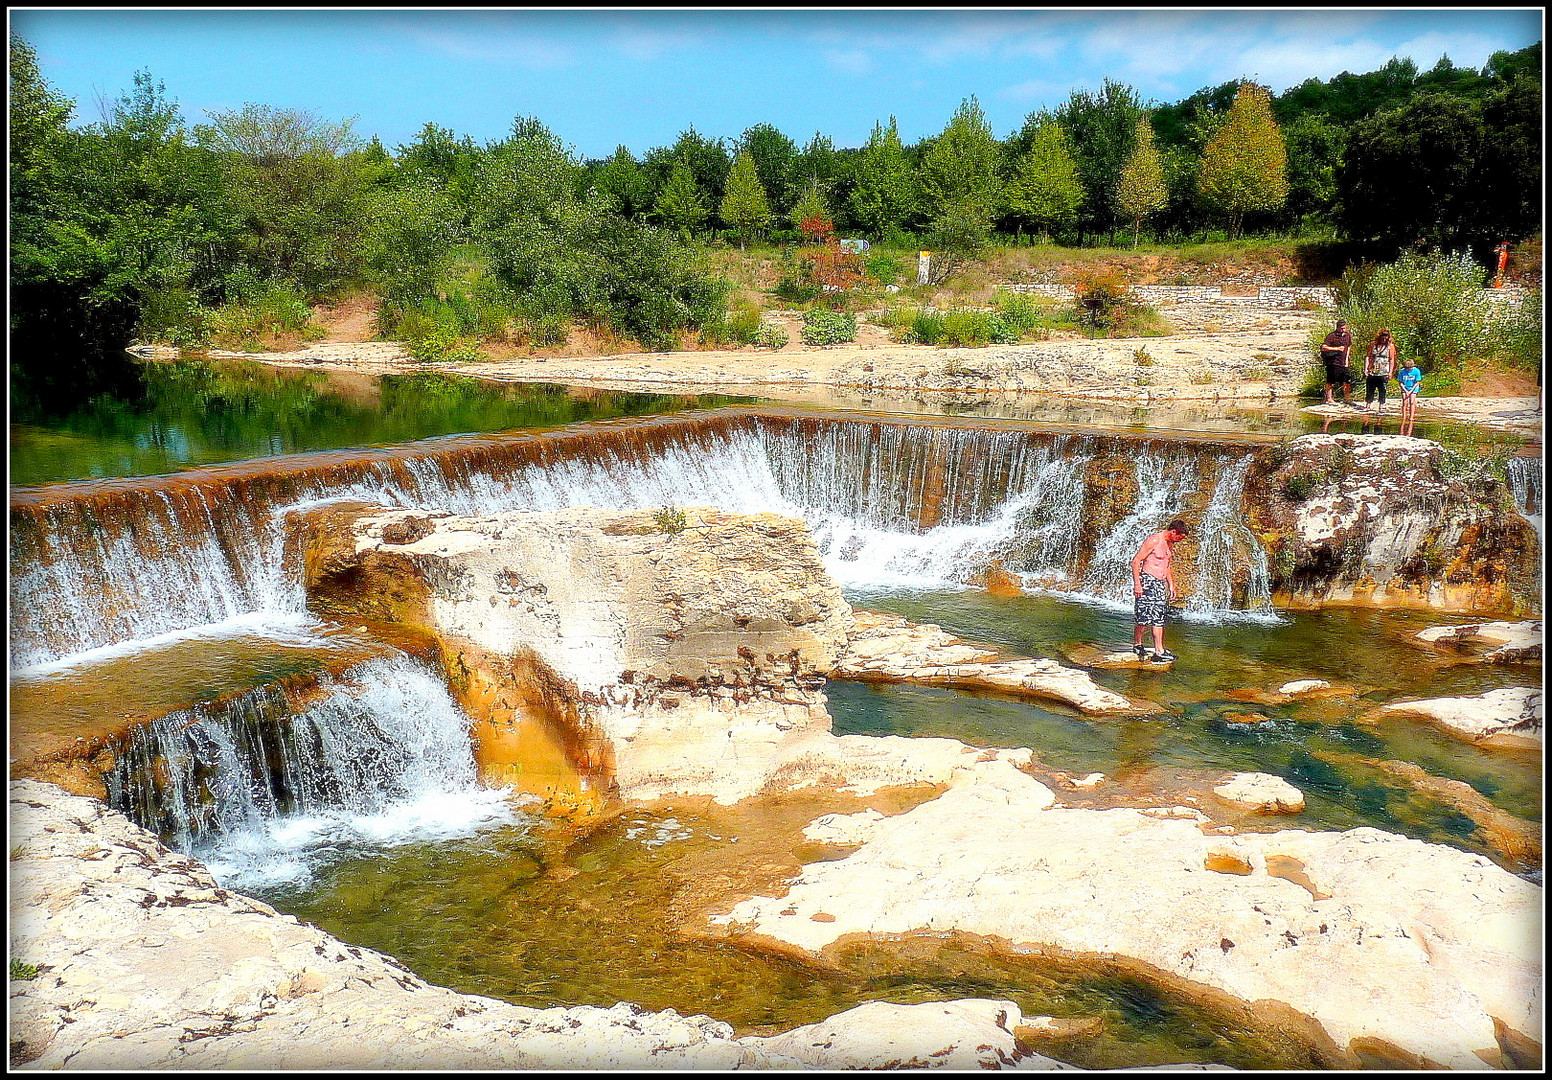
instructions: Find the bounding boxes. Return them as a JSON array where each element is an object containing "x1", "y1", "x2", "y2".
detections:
[{"x1": 1364, "y1": 328, "x2": 1397, "y2": 414}]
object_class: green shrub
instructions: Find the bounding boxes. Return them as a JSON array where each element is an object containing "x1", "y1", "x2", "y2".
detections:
[
  {"x1": 653, "y1": 505, "x2": 689, "y2": 533},
  {"x1": 522, "y1": 313, "x2": 569, "y2": 347},
  {"x1": 406, "y1": 325, "x2": 485, "y2": 364},
  {"x1": 136, "y1": 286, "x2": 212, "y2": 348},
  {"x1": 1323, "y1": 252, "x2": 1499, "y2": 391},
  {"x1": 726, "y1": 303, "x2": 763, "y2": 345},
  {"x1": 208, "y1": 283, "x2": 323, "y2": 351},
  {"x1": 10, "y1": 959, "x2": 39, "y2": 981},
  {"x1": 863, "y1": 253, "x2": 905, "y2": 287},
  {"x1": 753, "y1": 322, "x2": 789, "y2": 349},
  {"x1": 801, "y1": 308, "x2": 857, "y2": 346},
  {"x1": 989, "y1": 289, "x2": 1041, "y2": 334},
  {"x1": 1492, "y1": 286, "x2": 1542, "y2": 373}
]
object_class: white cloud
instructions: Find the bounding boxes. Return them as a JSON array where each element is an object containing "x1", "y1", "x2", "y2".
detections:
[
  {"x1": 381, "y1": 17, "x2": 576, "y2": 68},
  {"x1": 824, "y1": 49, "x2": 875, "y2": 76},
  {"x1": 609, "y1": 23, "x2": 710, "y2": 62}
]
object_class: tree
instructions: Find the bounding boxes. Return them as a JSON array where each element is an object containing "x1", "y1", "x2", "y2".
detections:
[
  {"x1": 642, "y1": 127, "x2": 729, "y2": 208},
  {"x1": 1053, "y1": 79, "x2": 1144, "y2": 242},
  {"x1": 1335, "y1": 94, "x2": 1483, "y2": 252},
  {"x1": 654, "y1": 157, "x2": 708, "y2": 237},
  {"x1": 1116, "y1": 118, "x2": 1168, "y2": 247},
  {"x1": 1475, "y1": 75, "x2": 1542, "y2": 249},
  {"x1": 1280, "y1": 114, "x2": 1343, "y2": 228},
  {"x1": 719, "y1": 149, "x2": 772, "y2": 247},
  {"x1": 737, "y1": 122, "x2": 799, "y2": 217},
  {"x1": 789, "y1": 181, "x2": 830, "y2": 229},
  {"x1": 1003, "y1": 121, "x2": 1084, "y2": 241},
  {"x1": 918, "y1": 96, "x2": 1003, "y2": 224},
  {"x1": 195, "y1": 103, "x2": 373, "y2": 291},
  {"x1": 590, "y1": 145, "x2": 653, "y2": 219},
  {"x1": 848, "y1": 117, "x2": 916, "y2": 237},
  {"x1": 1196, "y1": 83, "x2": 1288, "y2": 238}
]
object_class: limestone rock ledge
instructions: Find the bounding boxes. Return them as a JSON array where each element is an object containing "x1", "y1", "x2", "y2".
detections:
[
  {"x1": 1380, "y1": 687, "x2": 1543, "y2": 750},
  {"x1": 708, "y1": 765, "x2": 1542, "y2": 1069},
  {"x1": 836, "y1": 611, "x2": 1138, "y2": 715},
  {"x1": 302, "y1": 505, "x2": 866, "y2": 805},
  {"x1": 1247, "y1": 433, "x2": 1540, "y2": 614},
  {"x1": 7, "y1": 779, "x2": 1099, "y2": 1071},
  {"x1": 1413, "y1": 620, "x2": 1543, "y2": 665}
]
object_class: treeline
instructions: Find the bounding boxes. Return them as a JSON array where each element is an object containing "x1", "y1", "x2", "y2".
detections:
[{"x1": 9, "y1": 33, "x2": 1542, "y2": 399}]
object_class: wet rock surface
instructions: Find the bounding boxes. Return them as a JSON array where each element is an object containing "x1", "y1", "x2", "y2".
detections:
[
  {"x1": 1210, "y1": 772, "x2": 1306, "y2": 813},
  {"x1": 836, "y1": 611, "x2": 1139, "y2": 714},
  {"x1": 1246, "y1": 433, "x2": 1541, "y2": 614},
  {"x1": 1413, "y1": 619, "x2": 1543, "y2": 665},
  {"x1": 7, "y1": 779, "x2": 1100, "y2": 1071},
  {"x1": 709, "y1": 764, "x2": 1542, "y2": 1069},
  {"x1": 1379, "y1": 687, "x2": 1543, "y2": 750}
]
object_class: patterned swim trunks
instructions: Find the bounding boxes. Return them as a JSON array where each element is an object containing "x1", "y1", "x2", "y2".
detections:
[{"x1": 1135, "y1": 571, "x2": 1169, "y2": 627}]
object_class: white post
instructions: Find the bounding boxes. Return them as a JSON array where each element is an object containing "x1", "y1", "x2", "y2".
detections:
[{"x1": 917, "y1": 251, "x2": 931, "y2": 285}]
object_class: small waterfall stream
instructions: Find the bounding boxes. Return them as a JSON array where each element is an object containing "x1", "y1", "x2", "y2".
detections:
[{"x1": 104, "y1": 654, "x2": 521, "y2": 890}]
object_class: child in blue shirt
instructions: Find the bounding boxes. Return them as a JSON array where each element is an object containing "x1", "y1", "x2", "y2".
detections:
[{"x1": 1397, "y1": 357, "x2": 1422, "y2": 434}]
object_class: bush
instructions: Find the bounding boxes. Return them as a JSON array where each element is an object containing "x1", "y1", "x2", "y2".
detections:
[
  {"x1": 753, "y1": 322, "x2": 789, "y2": 349},
  {"x1": 801, "y1": 308, "x2": 857, "y2": 346},
  {"x1": 208, "y1": 283, "x2": 323, "y2": 351},
  {"x1": 1067, "y1": 269, "x2": 1167, "y2": 336},
  {"x1": 989, "y1": 290, "x2": 1041, "y2": 334},
  {"x1": 406, "y1": 325, "x2": 484, "y2": 364},
  {"x1": 863, "y1": 253, "x2": 905, "y2": 287},
  {"x1": 1324, "y1": 251, "x2": 1498, "y2": 389},
  {"x1": 882, "y1": 306, "x2": 1019, "y2": 347},
  {"x1": 1492, "y1": 286, "x2": 1542, "y2": 373},
  {"x1": 136, "y1": 286, "x2": 212, "y2": 348}
]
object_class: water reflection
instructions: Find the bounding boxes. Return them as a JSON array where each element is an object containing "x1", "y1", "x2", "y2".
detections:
[{"x1": 8, "y1": 355, "x2": 751, "y2": 486}]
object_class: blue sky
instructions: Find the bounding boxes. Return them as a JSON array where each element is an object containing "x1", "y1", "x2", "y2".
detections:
[{"x1": 11, "y1": 8, "x2": 1544, "y2": 159}]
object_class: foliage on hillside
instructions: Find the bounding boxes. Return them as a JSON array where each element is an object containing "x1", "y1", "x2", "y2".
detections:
[{"x1": 9, "y1": 32, "x2": 1541, "y2": 384}]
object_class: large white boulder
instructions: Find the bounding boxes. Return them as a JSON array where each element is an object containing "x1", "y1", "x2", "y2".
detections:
[{"x1": 709, "y1": 768, "x2": 1541, "y2": 1069}]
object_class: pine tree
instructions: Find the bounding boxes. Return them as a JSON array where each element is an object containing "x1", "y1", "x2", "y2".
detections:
[
  {"x1": 1116, "y1": 118, "x2": 1169, "y2": 247},
  {"x1": 719, "y1": 149, "x2": 772, "y2": 248},
  {"x1": 1004, "y1": 121, "x2": 1084, "y2": 242},
  {"x1": 655, "y1": 157, "x2": 707, "y2": 238},
  {"x1": 1196, "y1": 83, "x2": 1288, "y2": 238}
]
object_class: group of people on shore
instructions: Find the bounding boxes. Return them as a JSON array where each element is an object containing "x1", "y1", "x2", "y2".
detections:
[{"x1": 1319, "y1": 318, "x2": 1424, "y2": 435}]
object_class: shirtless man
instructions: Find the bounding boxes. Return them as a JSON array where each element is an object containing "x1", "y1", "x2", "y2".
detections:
[{"x1": 1131, "y1": 519, "x2": 1188, "y2": 662}]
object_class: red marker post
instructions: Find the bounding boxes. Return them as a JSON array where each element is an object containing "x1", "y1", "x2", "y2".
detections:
[{"x1": 1493, "y1": 243, "x2": 1510, "y2": 288}]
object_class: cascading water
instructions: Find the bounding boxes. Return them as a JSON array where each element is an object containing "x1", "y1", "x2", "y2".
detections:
[
  {"x1": 1506, "y1": 456, "x2": 1543, "y2": 549},
  {"x1": 1182, "y1": 456, "x2": 1276, "y2": 622},
  {"x1": 11, "y1": 416, "x2": 1281, "y2": 670},
  {"x1": 104, "y1": 654, "x2": 521, "y2": 890}
]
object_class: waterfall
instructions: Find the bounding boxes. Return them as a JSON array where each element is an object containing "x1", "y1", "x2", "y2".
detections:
[
  {"x1": 104, "y1": 654, "x2": 520, "y2": 890},
  {"x1": 1506, "y1": 456, "x2": 1543, "y2": 549},
  {"x1": 1078, "y1": 450, "x2": 1199, "y2": 603},
  {"x1": 11, "y1": 415, "x2": 1281, "y2": 668},
  {"x1": 1182, "y1": 456, "x2": 1275, "y2": 621}
]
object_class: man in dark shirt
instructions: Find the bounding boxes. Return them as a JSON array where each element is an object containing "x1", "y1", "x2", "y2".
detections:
[{"x1": 1320, "y1": 319, "x2": 1353, "y2": 406}]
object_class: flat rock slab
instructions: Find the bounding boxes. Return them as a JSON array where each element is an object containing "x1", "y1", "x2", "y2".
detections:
[
  {"x1": 709, "y1": 766, "x2": 1541, "y2": 1069},
  {"x1": 1380, "y1": 687, "x2": 1543, "y2": 750},
  {"x1": 1231, "y1": 679, "x2": 1358, "y2": 706},
  {"x1": 837, "y1": 613, "x2": 1139, "y2": 714},
  {"x1": 1413, "y1": 620, "x2": 1543, "y2": 665},
  {"x1": 1062, "y1": 643, "x2": 1176, "y2": 671}
]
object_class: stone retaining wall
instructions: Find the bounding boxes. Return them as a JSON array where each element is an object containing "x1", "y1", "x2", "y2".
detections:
[{"x1": 1003, "y1": 283, "x2": 1525, "y2": 310}]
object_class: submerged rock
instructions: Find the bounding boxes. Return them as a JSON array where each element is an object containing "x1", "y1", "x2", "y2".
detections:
[{"x1": 1379, "y1": 687, "x2": 1543, "y2": 749}]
